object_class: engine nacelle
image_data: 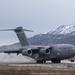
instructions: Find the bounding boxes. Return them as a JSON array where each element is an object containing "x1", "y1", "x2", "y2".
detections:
[
  {"x1": 21, "y1": 50, "x2": 32, "y2": 56},
  {"x1": 40, "y1": 48, "x2": 50, "y2": 55}
]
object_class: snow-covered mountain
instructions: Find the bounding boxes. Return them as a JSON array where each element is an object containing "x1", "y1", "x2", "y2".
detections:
[
  {"x1": 48, "y1": 24, "x2": 75, "y2": 35},
  {"x1": 29, "y1": 24, "x2": 75, "y2": 45},
  {"x1": 34, "y1": 24, "x2": 75, "y2": 36}
]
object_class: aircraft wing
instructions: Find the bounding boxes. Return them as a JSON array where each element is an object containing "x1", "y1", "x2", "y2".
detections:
[
  {"x1": 0, "y1": 45, "x2": 52, "y2": 57},
  {"x1": 0, "y1": 48, "x2": 21, "y2": 54}
]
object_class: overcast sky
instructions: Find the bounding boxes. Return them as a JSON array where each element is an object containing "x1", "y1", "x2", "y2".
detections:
[{"x1": 0, "y1": 0, "x2": 75, "y2": 46}]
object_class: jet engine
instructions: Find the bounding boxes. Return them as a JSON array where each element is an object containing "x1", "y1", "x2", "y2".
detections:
[
  {"x1": 39, "y1": 48, "x2": 50, "y2": 55},
  {"x1": 21, "y1": 49, "x2": 32, "y2": 56}
]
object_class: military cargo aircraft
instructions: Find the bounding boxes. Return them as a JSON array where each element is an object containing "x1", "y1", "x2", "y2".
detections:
[{"x1": 0, "y1": 26, "x2": 75, "y2": 63}]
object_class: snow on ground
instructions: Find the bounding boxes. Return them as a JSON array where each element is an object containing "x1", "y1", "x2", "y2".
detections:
[
  {"x1": 0, "y1": 53, "x2": 74, "y2": 65},
  {"x1": 0, "y1": 53, "x2": 34, "y2": 62}
]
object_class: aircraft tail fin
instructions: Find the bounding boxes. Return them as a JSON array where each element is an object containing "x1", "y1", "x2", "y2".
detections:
[
  {"x1": 0, "y1": 27, "x2": 33, "y2": 46},
  {"x1": 14, "y1": 27, "x2": 32, "y2": 46}
]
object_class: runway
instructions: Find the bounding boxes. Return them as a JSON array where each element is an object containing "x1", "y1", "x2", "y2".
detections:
[
  {"x1": 0, "y1": 60, "x2": 75, "y2": 68},
  {"x1": 0, "y1": 60, "x2": 75, "y2": 75},
  {"x1": 0, "y1": 61, "x2": 74, "y2": 75}
]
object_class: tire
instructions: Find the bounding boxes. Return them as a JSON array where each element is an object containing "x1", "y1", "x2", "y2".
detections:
[
  {"x1": 36, "y1": 60, "x2": 46, "y2": 64},
  {"x1": 71, "y1": 60, "x2": 74, "y2": 62},
  {"x1": 51, "y1": 60, "x2": 61, "y2": 63}
]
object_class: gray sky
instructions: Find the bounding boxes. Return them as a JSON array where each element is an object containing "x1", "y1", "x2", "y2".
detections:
[{"x1": 0, "y1": 0, "x2": 75, "y2": 46}]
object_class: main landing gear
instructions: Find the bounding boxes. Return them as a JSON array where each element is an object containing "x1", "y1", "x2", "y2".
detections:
[
  {"x1": 36, "y1": 60, "x2": 46, "y2": 63},
  {"x1": 51, "y1": 59, "x2": 61, "y2": 63},
  {"x1": 36, "y1": 59, "x2": 61, "y2": 63}
]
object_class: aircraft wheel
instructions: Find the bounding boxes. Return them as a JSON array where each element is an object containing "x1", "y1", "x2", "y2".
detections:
[
  {"x1": 41, "y1": 60, "x2": 46, "y2": 63},
  {"x1": 51, "y1": 60, "x2": 55, "y2": 63},
  {"x1": 36, "y1": 60, "x2": 46, "y2": 64},
  {"x1": 43, "y1": 60, "x2": 46, "y2": 63},
  {"x1": 58, "y1": 60, "x2": 61, "y2": 63},
  {"x1": 36, "y1": 60, "x2": 40, "y2": 63},
  {"x1": 36, "y1": 60, "x2": 42, "y2": 63},
  {"x1": 71, "y1": 60, "x2": 74, "y2": 62},
  {"x1": 52, "y1": 60, "x2": 61, "y2": 63}
]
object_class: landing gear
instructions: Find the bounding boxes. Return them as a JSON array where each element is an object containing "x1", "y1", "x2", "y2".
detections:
[
  {"x1": 51, "y1": 59, "x2": 61, "y2": 63},
  {"x1": 71, "y1": 60, "x2": 74, "y2": 62},
  {"x1": 36, "y1": 60, "x2": 46, "y2": 64}
]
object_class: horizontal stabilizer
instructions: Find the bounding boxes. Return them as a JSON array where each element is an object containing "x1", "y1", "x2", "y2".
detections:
[
  {"x1": 0, "y1": 27, "x2": 33, "y2": 32},
  {"x1": 0, "y1": 29, "x2": 14, "y2": 31}
]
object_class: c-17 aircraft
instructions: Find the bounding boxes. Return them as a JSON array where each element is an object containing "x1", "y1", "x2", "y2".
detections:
[{"x1": 0, "y1": 26, "x2": 75, "y2": 63}]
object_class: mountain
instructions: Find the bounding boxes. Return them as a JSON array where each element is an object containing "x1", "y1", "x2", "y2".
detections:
[
  {"x1": 29, "y1": 24, "x2": 75, "y2": 45},
  {"x1": 48, "y1": 24, "x2": 75, "y2": 35}
]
